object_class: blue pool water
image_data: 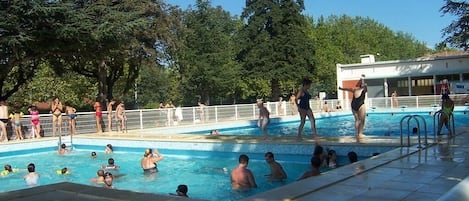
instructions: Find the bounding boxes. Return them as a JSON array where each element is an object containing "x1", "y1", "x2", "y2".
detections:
[
  {"x1": 188, "y1": 111, "x2": 469, "y2": 137},
  {"x1": 0, "y1": 149, "x2": 364, "y2": 201}
]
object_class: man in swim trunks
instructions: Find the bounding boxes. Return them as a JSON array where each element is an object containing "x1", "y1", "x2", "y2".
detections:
[
  {"x1": 437, "y1": 94, "x2": 454, "y2": 135},
  {"x1": 106, "y1": 99, "x2": 115, "y2": 132},
  {"x1": 339, "y1": 76, "x2": 368, "y2": 143},
  {"x1": 0, "y1": 100, "x2": 9, "y2": 142},
  {"x1": 141, "y1": 148, "x2": 164, "y2": 174},
  {"x1": 51, "y1": 97, "x2": 63, "y2": 137},
  {"x1": 264, "y1": 152, "x2": 287, "y2": 181},
  {"x1": 115, "y1": 102, "x2": 125, "y2": 133},
  {"x1": 93, "y1": 99, "x2": 103, "y2": 134},
  {"x1": 24, "y1": 163, "x2": 40, "y2": 186},
  {"x1": 257, "y1": 99, "x2": 270, "y2": 140},
  {"x1": 65, "y1": 103, "x2": 77, "y2": 135},
  {"x1": 231, "y1": 154, "x2": 257, "y2": 189}
]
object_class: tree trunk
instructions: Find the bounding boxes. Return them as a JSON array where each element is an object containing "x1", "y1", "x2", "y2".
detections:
[
  {"x1": 97, "y1": 60, "x2": 108, "y2": 102},
  {"x1": 271, "y1": 79, "x2": 280, "y2": 101}
]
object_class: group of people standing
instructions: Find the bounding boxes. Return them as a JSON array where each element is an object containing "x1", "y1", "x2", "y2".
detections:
[
  {"x1": 93, "y1": 99, "x2": 126, "y2": 134},
  {"x1": 257, "y1": 77, "x2": 368, "y2": 143}
]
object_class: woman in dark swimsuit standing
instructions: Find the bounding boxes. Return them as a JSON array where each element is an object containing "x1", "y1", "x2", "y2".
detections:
[
  {"x1": 51, "y1": 97, "x2": 63, "y2": 137},
  {"x1": 296, "y1": 78, "x2": 318, "y2": 141},
  {"x1": 339, "y1": 77, "x2": 368, "y2": 142}
]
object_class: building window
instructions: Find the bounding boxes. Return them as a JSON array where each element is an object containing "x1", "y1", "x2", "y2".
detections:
[{"x1": 398, "y1": 80, "x2": 408, "y2": 87}]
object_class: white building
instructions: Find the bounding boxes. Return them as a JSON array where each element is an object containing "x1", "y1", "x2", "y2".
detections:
[{"x1": 336, "y1": 53, "x2": 469, "y2": 101}]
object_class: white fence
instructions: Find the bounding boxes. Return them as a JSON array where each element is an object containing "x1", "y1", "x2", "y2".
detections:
[{"x1": 4, "y1": 94, "x2": 468, "y2": 139}]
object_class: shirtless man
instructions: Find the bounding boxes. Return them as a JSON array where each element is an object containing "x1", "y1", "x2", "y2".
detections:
[
  {"x1": 103, "y1": 172, "x2": 114, "y2": 189},
  {"x1": 91, "y1": 169, "x2": 105, "y2": 183},
  {"x1": 297, "y1": 156, "x2": 321, "y2": 181},
  {"x1": 64, "y1": 103, "x2": 77, "y2": 135},
  {"x1": 101, "y1": 158, "x2": 120, "y2": 170},
  {"x1": 51, "y1": 97, "x2": 63, "y2": 137},
  {"x1": 24, "y1": 163, "x2": 40, "y2": 186},
  {"x1": 106, "y1": 99, "x2": 115, "y2": 132},
  {"x1": 339, "y1": 76, "x2": 368, "y2": 142},
  {"x1": 115, "y1": 102, "x2": 125, "y2": 133},
  {"x1": 93, "y1": 99, "x2": 103, "y2": 134},
  {"x1": 0, "y1": 100, "x2": 9, "y2": 142},
  {"x1": 231, "y1": 154, "x2": 257, "y2": 189},
  {"x1": 264, "y1": 152, "x2": 287, "y2": 181},
  {"x1": 141, "y1": 148, "x2": 164, "y2": 174},
  {"x1": 257, "y1": 100, "x2": 270, "y2": 140},
  {"x1": 58, "y1": 143, "x2": 68, "y2": 155}
]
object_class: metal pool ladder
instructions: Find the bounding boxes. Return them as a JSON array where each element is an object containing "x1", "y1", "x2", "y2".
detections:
[
  {"x1": 399, "y1": 115, "x2": 428, "y2": 148},
  {"x1": 433, "y1": 110, "x2": 455, "y2": 136},
  {"x1": 58, "y1": 134, "x2": 73, "y2": 150}
]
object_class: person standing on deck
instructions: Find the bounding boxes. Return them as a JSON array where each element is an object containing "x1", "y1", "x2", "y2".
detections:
[
  {"x1": 106, "y1": 99, "x2": 116, "y2": 132},
  {"x1": 296, "y1": 78, "x2": 318, "y2": 141},
  {"x1": 339, "y1": 75, "x2": 368, "y2": 143}
]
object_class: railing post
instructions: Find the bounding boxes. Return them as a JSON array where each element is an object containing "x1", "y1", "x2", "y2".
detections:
[
  {"x1": 139, "y1": 110, "x2": 143, "y2": 129},
  {"x1": 215, "y1": 106, "x2": 218, "y2": 123},
  {"x1": 235, "y1": 105, "x2": 238, "y2": 120},
  {"x1": 416, "y1": 96, "x2": 419, "y2": 108},
  {"x1": 192, "y1": 107, "x2": 196, "y2": 124},
  {"x1": 252, "y1": 104, "x2": 256, "y2": 119}
]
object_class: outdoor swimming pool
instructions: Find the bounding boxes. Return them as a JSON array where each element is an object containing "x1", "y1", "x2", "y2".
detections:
[
  {"x1": 0, "y1": 147, "x2": 377, "y2": 201},
  {"x1": 186, "y1": 110, "x2": 469, "y2": 137}
]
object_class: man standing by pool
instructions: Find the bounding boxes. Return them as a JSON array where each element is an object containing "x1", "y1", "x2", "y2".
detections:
[
  {"x1": 339, "y1": 75, "x2": 368, "y2": 143},
  {"x1": 231, "y1": 154, "x2": 257, "y2": 189},
  {"x1": 264, "y1": 152, "x2": 287, "y2": 181}
]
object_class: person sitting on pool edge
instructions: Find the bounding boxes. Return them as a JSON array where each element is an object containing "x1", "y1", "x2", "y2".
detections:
[
  {"x1": 141, "y1": 148, "x2": 164, "y2": 174},
  {"x1": 231, "y1": 154, "x2": 257, "y2": 189},
  {"x1": 264, "y1": 152, "x2": 287, "y2": 181},
  {"x1": 297, "y1": 156, "x2": 321, "y2": 181},
  {"x1": 102, "y1": 158, "x2": 120, "y2": 170},
  {"x1": 58, "y1": 143, "x2": 68, "y2": 155}
]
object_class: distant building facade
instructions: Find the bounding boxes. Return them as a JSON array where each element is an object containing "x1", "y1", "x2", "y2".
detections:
[{"x1": 336, "y1": 53, "x2": 469, "y2": 101}]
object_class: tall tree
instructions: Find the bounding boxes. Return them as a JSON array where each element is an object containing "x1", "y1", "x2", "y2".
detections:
[
  {"x1": 49, "y1": 0, "x2": 181, "y2": 103},
  {"x1": 440, "y1": 0, "x2": 469, "y2": 50},
  {"x1": 237, "y1": 0, "x2": 315, "y2": 99},
  {"x1": 0, "y1": 0, "x2": 68, "y2": 100},
  {"x1": 176, "y1": 0, "x2": 241, "y2": 105}
]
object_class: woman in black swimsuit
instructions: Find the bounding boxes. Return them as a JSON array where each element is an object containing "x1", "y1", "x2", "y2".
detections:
[
  {"x1": 51, "y1": 97, "x2": 63, "y2": 137},
  {"x1": 339, "y1": 78, "x2": 368, "y2": 143}
]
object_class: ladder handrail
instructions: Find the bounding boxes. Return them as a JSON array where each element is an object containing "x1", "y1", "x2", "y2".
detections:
[{"x1": 400, "y1": 114, "x2": 428, "y2": 147}]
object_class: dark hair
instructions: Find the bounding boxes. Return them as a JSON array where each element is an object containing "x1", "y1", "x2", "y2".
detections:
[
  {"x1": 104, "y1": 172, "x2": 113, "y2": 178},
  {"x1": 91, "y1": 151, "x2": 97, "y2": 156},
  {"x1": 97, "y1": 169, "x2": 105, "y2": 176},
  {"x1": 61, "y1": 143, "x2": 66, "y2": 149},
  {"x1": 106, "y1": 144, "x2": 113, "y2": 151},
  {"x1": 177, "y1": 184, "x2": 188, "y2": 194},
  {"x1": 4, "y1": 164, "x2": 12, "y2": 172},
  {"x1": 310, "y1": 156, "x2": 321, "y2": 168},
  {"x1": 302, "y1": 78, "x2": 312, "y2": 86},
  {"x1": 313, "y1": 145, "x2": 324, "y2": 157},
  {"x1": 108, "y1": 158, "x2": 115, "y2": 165},
  {"x1": 239, "y1": 154, "x2": 249, "y2": 164},
  {"x1": 264, "y1": 152, "x2": 274, "y2": 159},
  {"x1": 61, "y1": 167, "x2": 68, "y2": 174},
  {"x1": 348, "y1": 151, "x2": 358, "y2": 163},
  {"x1": 27, "y1": 163, "x2": 35, "y2": 173}
]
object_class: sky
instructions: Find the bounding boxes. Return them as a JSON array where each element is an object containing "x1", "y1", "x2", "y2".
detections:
[{"x1": 165, "y1": 0, "x2": 456, "y2": 49}]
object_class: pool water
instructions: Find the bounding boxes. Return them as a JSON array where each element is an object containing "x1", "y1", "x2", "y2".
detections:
[
  {"x1": 189, "y1": 112, "x2": 468, "y2": 137},
  {"x1": 0, "y1": 150, "x2": 355, "y2": 201}
]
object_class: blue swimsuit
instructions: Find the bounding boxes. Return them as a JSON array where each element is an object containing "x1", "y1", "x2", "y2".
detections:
[{"x1": 298, "y1": 91, "x2": 311, "y2": 110}]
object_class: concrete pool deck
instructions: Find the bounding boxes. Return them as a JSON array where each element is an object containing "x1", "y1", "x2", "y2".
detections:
[{"x1": 0, "y1": 126, "x2": 468, "y2": 201}]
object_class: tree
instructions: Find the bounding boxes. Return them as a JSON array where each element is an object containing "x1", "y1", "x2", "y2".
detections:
[
  {"x1": 237, "y1": 0, "x2": 315, "y2": 99},
  {"x1": 49, "y1": 0, "x2": 182, "y2": 104},
  {"x1": 176, "y1": 0, "x2": 242, "y2": 105},
  {"x1": 0, "y1": 0, "x2": 68, "y2": 100},
  {"x1": 440, "y1": 0, "x2": 469, "y2": 50}
]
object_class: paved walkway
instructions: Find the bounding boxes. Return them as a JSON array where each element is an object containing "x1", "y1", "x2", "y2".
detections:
[{"x1": 244, "y1": 127, "x2": 469, "y2": 201}]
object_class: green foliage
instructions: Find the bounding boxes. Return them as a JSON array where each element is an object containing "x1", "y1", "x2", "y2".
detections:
[
  {"x1": 440, "y1": 0, "x2": 469, "y2": 50},
  {"x1": 237, "y1": 0, "x2": 315, "y2": 99},
  {"x1": 175, "y1": 0, "x2": 242, "y2": 105}
]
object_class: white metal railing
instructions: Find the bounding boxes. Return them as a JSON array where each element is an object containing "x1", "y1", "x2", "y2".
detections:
[{"x1": 4, "y1": 94, "x2": 467, "y2": 139}]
